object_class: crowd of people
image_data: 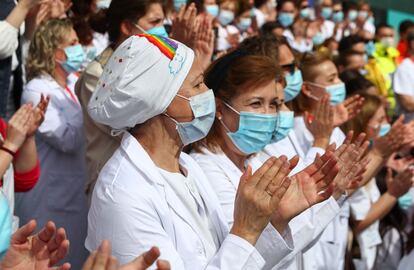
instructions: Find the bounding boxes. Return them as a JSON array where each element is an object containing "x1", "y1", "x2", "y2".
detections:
[{"x1": 2, "y1": 0, "x2": 414, "y2": 269}]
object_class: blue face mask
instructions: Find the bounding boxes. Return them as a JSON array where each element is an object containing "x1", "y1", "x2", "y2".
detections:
[
  {"x1": 60, "y1": 45, "x2": 85, "y2": 73},
  {"x1": 398, "y1": 191, "x2": 413, "y2": 210},
  {"x1": 309, "y1": 82, "x2": 346, "y2": 105},
  {"x1": 312, "y1": 32, "x2": 325, "y2": 46},
  {"x1": 237, "y1": 18, "x2": 252, "y2": 31},
  {"x1": 358, "y1": 11, "x2": 368, "y2": 20},
  {"x1": 206, "y1": 4, "x2": 219, "y2": 17},
  {"x1": 321, "y1": 7, "x2": 333, "y2": 19},
  {"x1": 96, "y1": 0, "x2": 111, "y2": 10},
  {"x1": 221, "y1": 103, "x2": 277, "y2": 154},
  {"x1": 273, "y1": 111, "x2": 294, "y2": 142},
  {"x1": 284, "y1": 69, "x2": 303, "y2": 102},
  {"x1": 0, "y1": 193, "x2": 11, "y2": 259},
  {"x1": 348, "y1": 10, "x2": 358, "y2": 21},
  {"x1": 146, "y1": 25, "x2": 168, "y2": 37},
  {"x1": 165, "y1": 90, "x2": 216, "y2": 146},
  {"x1": 332, "y1": 11, "x2": 344, "y2": 23},
  {"x1": 379, "y1": 123, "x2": 391, "y2": 137},
  {"x1": 366, "y1": 41, "x2": 375, "y2": 56},
  {"x1": 174, "y1": 0, "x2": 187, "y2": 11},
  {"x1": 278, "y1": 12, "x2": 295, "y2": 27},
  {"x1": 367, "y1": 16, "x2": 375, "y2": 25},
  {"x1": 218, "y1": 10, "x2": 235, "y2": 26},
  {"x1": 300, "y1": 8, "x2": 311, "y2": 19}
]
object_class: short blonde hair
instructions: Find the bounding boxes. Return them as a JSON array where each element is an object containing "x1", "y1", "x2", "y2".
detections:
[{"x1": 26, "y1": 19, "x2": 73, "y2": 81}]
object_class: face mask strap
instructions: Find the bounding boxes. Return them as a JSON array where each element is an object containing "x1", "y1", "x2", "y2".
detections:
[
  {"x1": 223, "y1": 101, "x2": 240, "y2": 115},
  {"x1": 176, "y1": 94, "x2": 191, "y2": 101},
  {"x1": 163, "y1": 113, "x2": 179, "y2": 129},
  {"x1": 134, "y1": 23, "x2": 147, "y2": 34}
]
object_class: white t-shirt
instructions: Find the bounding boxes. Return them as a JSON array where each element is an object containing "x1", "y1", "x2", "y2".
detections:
[
  {"x1": 216, "y1": 24, "x2": 240, "y2": 52},
  {"x1": 394, "y1": 58, "x2": 414, "y2": 122}
]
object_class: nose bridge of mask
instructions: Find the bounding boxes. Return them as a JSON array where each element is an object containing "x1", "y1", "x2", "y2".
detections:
[{"x1": 177, "y1": 90, "x2": 215, "y2": 119}]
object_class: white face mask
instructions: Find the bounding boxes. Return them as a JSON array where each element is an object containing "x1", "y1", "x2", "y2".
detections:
[{"x1": 380, "y1": 37, "x2": 395, "y2": 48}]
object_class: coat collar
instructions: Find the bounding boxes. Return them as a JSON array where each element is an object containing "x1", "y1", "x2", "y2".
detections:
[{"x1": 120, "y1": 133, "x2": 228, "y2": 243}]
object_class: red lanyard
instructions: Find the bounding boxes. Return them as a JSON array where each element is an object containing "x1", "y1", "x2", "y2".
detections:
[{"x1": 64, "y1": 86, "x2": 78, "y2": 103}]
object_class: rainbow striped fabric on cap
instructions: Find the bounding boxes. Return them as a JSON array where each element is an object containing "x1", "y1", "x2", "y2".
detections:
[{"x1": 137, "y1": 34, "x2": 178, "y2": 60}]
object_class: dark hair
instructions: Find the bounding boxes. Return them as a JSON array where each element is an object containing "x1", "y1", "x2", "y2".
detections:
[
  {"x1": 239, "y1": 34, "x2": 291, "y2": 63},
  {"x1": 193, "y1": 51, "x2": 282, "y2": 153},
  {"x1": 70, "y1": 0, "x2": 95, "y2": 45},
  {"x1": 399, "y1": 20, "x2": 414, "y2": 35},
  {"x1": 338, "y1": 35, "x2": 365, "y2": 54},
  {"x1": 254, "y1": 0, "x2": 268, "y2": 8},
  {"x1": 375, "y1": 23, "x2": 393, "y2": 35},
  {"x1": 376, "y1": 167, "x2": 408, "y2": 260},
  {"x1": 260, "y1": 21, "x2": 284, "y2": 36},
  {"x1": 276, "y1": 0, "x2": 296, "y2": 12},
  {"x1": 342, "y1": 0, "x2": 357, "y2": 13},
  {"x1": 94, "y1": 0, "x2": 163, "y2": 44},
  {"x1": 340, "y1": 70, "x2": 375, "y2": 96}
]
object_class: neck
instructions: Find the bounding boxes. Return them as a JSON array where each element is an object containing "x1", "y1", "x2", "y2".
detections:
[
  {"x1": 217, "y1": 137, "x2": 247, "y2": 171},
  {"x1": 54, "y1": 66, "x2": 68, "y2": 88},
  {"x1": 134, "y1": 116, "x2": 182, "y2": 173}
]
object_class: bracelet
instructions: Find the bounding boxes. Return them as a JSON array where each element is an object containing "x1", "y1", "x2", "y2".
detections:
[{"x1": 0, "y1": 146, "x2": 16, "y2": 157}]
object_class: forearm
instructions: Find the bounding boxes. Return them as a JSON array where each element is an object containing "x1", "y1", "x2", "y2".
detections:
[
  {"x1": 359, "y1": 150, "x2": 385, "y2": 188},
  {"x1": 6, "y1": 2, "x2": 31, "y2": 29},
  {"x1": 353, "y1": 192, "x2": 396, "y2": 234},
  {"x1": 0, "y1": 150, "x2": 13, "y2": 178},
  {"x1": 313, "y1": 137, "x2": 330, "y2": 149},
  {"x1": 13, "y1": 136, "x2": 37, "y2": 172},
  {"x1": 398, "y1": 95, "x2": 414, "y2": 112}
]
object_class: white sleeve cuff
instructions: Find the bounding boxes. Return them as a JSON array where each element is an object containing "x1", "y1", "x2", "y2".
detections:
[
  {"x1": 0, "y1": 21, "x2": 19, "y2": 59},
  {"x1": 254, "y1": 223, "x2": 294, "y2": 269}
]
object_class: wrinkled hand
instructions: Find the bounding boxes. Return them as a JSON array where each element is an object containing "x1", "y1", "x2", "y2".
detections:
[
  {"x1": 231, "y1": 156, "x2": 292, "y2": 245},
  {"x1": 305, "y1": 94, "x2": 334, "y2": 149},
  {"x1": 333, "y1": 95, "x2": 364, "y2": 127},
  {"x1": 332, "y1": 132, "x2": 369, "y2": 196},
  {"x1": 27, "y1": 94, "x2": 50, "y2": 137},
  {"x1": 3, "y1": 104, "x2": 33, "y2": 152},
  {"x1": 273, "y1": 150, "x2": 339, "y2": 222},
  {"x1": 386, "y1": 167, "x2": 414, "y2": 198},
  {"x1": 1, "y1": 220, "x2": 70, "y2": 270},
  {"x1": 82, "y1": 240, "x2": 170, "y2": 270},
  {"x1": 20, "y1": 0, "x2": 48, "y2": 9},
  {"x1": 194, "y1": 15, "x2": 214, "y2": 71},
  {"x1": 49, "y1": 0, "x2": 67, "y2": 19},
  {"x1": 170, "y1": 3, "x2": 197, "y2": 48},
  {"x1": 373, "y1": 115, "x2": 406, "y2": 158}
]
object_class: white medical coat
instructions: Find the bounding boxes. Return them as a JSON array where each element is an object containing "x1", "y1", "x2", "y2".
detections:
[{"x1": 86, "y1": 133, "x2": 294, "y2": 269}]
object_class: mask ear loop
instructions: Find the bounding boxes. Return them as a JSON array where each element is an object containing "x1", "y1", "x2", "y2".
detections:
[
  {"x1": 304, "y1": 81, "x2": 323, "y2": 101},
  {"x1": 134, "y1": 23, "x2": 148, "y2": 34},
  {"x1": 217, "y1": 101, "x2": 239, "y2": 133}
]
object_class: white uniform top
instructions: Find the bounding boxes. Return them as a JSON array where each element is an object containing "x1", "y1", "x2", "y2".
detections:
[
  {"x1": 192, "y1": 144, "x2": 341, "y2": 270},
  {"x1": 393, "y1": 58, "x2": 414, "y2": 122},
  {"x1": 86, "y1": 133, "x2": 294, "y2": 269},
  {"x1": 292, "y1": 116, "x2": 350, "y2": 270},
  {"x1": 398, "y1": 249, "x2": 414, "y2": 270},
  {"x1": 0, "y1": 21, "x2": 18, "y2": 60},
  {"x1": 349, "y1": 179, "x2": 382, "y2": 270},
  {"x1": 216, "y1": 24, "x2": 240, "y2": 52},
  {"x1": 375, "y1": 228, "x2": 404, "y2": 270},
  {"x1": 17, "y1": 74, "x2": 88, "y2": 269},
  {"x1": 283, "y1": 30, "x2": 313, "y2": 53}
]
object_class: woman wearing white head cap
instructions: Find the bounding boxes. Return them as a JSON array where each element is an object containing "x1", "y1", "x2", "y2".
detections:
[{"x1": 86, "y1": 33, "x2": 298, "y2": 269}]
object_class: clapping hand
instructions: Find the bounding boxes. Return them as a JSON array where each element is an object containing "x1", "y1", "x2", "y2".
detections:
[{"x1": 1, "y1": 220, "x2": 70, "y2": 270}]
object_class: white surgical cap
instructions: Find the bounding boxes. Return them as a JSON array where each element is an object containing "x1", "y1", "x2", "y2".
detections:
[{"x1": 88, "y1": 34, "x2": 195, "y2": 130}]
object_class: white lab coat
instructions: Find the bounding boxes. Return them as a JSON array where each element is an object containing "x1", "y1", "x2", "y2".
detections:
[
  {"x1": 292, "y1": 116, "x2": 350, "y2": 270},
  {"x1": 86, "y1": 133, "x2": 294, "y2": 269},
  {"x1": 375, "y1": 228, "x2": 405, "y2": 270},
  {"x1": 191, "y1": 144, "x2": 341, "y2": 270},
  {"x1": 398, "y1": 249, "x2": 414, "y2": 270},
  {"x1": 15, "y1": 74, "x2": 88, "y2": 270},
  {"x1": 349, "y1": 180, "x2": 382, "y2": 270}
]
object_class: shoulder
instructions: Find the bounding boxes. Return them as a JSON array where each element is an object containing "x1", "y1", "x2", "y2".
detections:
[{"x1": 24, "y1": 76, "x2": 58, "y2": 94}]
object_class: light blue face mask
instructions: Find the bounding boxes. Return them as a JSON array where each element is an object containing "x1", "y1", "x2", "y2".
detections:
[
  {"x1": 61, "y1": 45, "x2": 85, "y2": 73},
  {"x1": 379, "y1": 123, "x2": 391, "y2": 137},
  {"x1": 309, "y1": 82, "x2": 346, "y2": 105},
  {"x1": 278, "y1": 12, "x2": 295, "y2": 27},
  {"x1": 366, "y1": 41, "x2": 375, "y2": 56},
  {"x1": 332, "y1": 11, "x2": 344, "y2": 22},
  {"x1": 174, "y1": 0, "x2": 187, "y2": 11},
  {"x1": 218, "y1": 10, "x2": 235, "y2": 26},
  {"x1": 273, "y1": 111, "x2": 294, "y2": 142},
  {"x1": 300, "y1": 8, "x2": 311, "y2": 19},
  {"x1": 284, "y1": 69, "x2": 303, "y2": 102},
  {"x1": 0, "y1": 193, "x2": 12, "y2": 259},
  {"x1": 398, "y1": 191, "x2": 413, "y2": 211},
  {"x1": 96, "y1": 0, "x2": 111, "y2": 10},
  {"x1": 348, "y1": 10, "x2": 358, "y2": 21},
  {"x1": 237, "y1": 18, "x2": 252, "y2": 31},
  {"x1": 367, "y1": 16, "x2": 375, "y2": 25},
  {"x1": 146, "y1": 26, "x2": 168, "y2": 37},
  {"x1": 358, "y1": 11, "x2": 369, "y2": 20},
  {"x1": 221, "y1": 102, "x2": 277, "y2": 154},
  {"x1": 206, "y1": 4, "x2": 219, "y2": 17},
  {"x1": 165, "y1": 90, "x2": 216, "y2": 146},
  {"x1": 321, "y1": 7, "x2": 333, "y2": 19},
  {"x1": 312, "y1": 32, "x2": 325, "y2": 46}
]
